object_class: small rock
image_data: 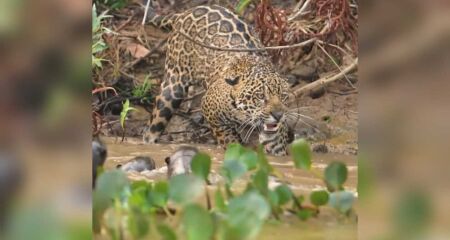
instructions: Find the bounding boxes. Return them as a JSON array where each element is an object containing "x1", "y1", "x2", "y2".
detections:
[
  {"x1": 313, "y1": 144, "x2": 328, "y2": 153},
  {"x1": 118, "y1": 156, "x2": 156, "y2": 172}
]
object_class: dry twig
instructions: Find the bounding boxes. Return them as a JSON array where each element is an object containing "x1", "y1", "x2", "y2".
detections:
[{"x1": 291, "y1": 58, "x2": 358, "y2": 98}]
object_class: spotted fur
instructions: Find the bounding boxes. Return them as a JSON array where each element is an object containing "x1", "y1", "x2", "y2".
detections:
[{"x1": 143, "y1": 5, "x2": 291, "y2": 155}]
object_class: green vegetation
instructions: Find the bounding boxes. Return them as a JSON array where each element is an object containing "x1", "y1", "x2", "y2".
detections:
[
  {"x1": 132, "y1": 77, "x2": 152, "y2": 99},
  {"x1": 120, "y1": 99, "x2": 137, "y2": 129},
  {"x1": 92, "y1": 4, "x2": 111, "y2": 68},
  {"x1": 93, "y1": 140, "x2": 356, "y2": 239}
]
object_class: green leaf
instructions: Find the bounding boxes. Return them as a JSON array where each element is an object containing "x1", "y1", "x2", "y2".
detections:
[
  {"x1": 93, "y1": 170, "x2": 129, "y2": 232},
  {"x1": 297, "y1": 208, "x2": 315, "y2": 221},
  {"x1": 236, "y1": 0, "x2": 253, "y2": 15},
  {"x1": 324, "y1": 162, "x2": 348, "y2": 191},
  {"x1": 157, "y1": 224, "x2": 177, "y2": 240},
  {"x1": 310, "y1": 190, "x2": 329, "y2": 207},
  {"x1": 191, "y1": 152, "x2": 211, "y2": 181},
  {"x1": 95, "y1": 170, "x2": 129, "y2": 202},
  {"x1": 240, "y1": 150, "x2": 258, "y2": 170},
  {"x1": 131, "y1": 180, "x2": 151, "y2": 191},
  {"x1": 221, "y1": 158, "x2": 247, "y2": 184},
  {"x1": 120, "y1": 99, "x2": 137, "y2": 129},
  {"x1": 169, "y1": 174, "x2": 204, "y2": 205},
  {"x1": 182, "y1": 204, "x2": 214, "y2": 240},
  {"x1": 252, "y1": 169, "x2": 268, "y2": 196},
  {"x1": 274, "y1": 184, "x2": 293, "y2": 206},
  {"x1": 214, "y1": 187, "x2": 227, "y2": 211},
  {"x1": 268, "y1": 190, "x2": 279, "y2": 207},
  {"x1": 290, "y1": 138, "x2": 312, "y2": 170},
  {"x1": 256, "y1": 145, "x2": 273, "y2": 173},
  {"x1": 128, "y1": 186, "x2": 150, "y2": 211},
  {"x1": 328, "y1": 191, "x2": 355, "y2": 213},
  {"x1": 127, "y1": 210, "x2": 150, "y2": 239},
  {"x1": 224, "y1": 191, "x2": 270, "y2": 240},
  {"x1": 224, "y1": 143, "x2": 245, "y2": 161},
  {"x1": 149, "y1": 181, "x2": 169, "y2": 207}
]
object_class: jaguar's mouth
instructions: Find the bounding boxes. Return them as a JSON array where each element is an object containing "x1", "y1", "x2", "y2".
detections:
[{"x1": 263, "y1": 123, "x2": 279, "y2": 133}]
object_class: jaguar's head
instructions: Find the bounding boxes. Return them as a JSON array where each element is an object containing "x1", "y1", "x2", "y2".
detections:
[{"x1": 224, "y1": 55, "x2": 290, "y2": 135}]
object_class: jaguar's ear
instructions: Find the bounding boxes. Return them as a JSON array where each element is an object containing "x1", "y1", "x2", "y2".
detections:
[{"x1": 225, "y1": 76, "x2": 240, "y2": 86}]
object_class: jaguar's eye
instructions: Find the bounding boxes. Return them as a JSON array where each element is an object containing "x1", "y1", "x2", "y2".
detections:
[
  {"x1": 281, "y1": 92, "x2": 289, "y2": 101},
  {"x1": 256, "y1": 92, "x2": 264, "y2": 100}
]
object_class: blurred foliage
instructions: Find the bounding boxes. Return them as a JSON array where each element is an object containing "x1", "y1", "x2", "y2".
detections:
[
  {"x1": 93, "y1": 140, "x2": 356, "y2": 239},
  {"x1": 5, "y1": 205, "x2": 92, "y2": 240},
  {"x1": 393, "y1": 190, "x2": 431, "y2": 238}
]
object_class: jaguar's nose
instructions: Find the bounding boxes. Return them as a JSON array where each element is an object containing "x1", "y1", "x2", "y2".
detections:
[{"x1": 271, "y1": 110, "x2": 284, "y2": 121}]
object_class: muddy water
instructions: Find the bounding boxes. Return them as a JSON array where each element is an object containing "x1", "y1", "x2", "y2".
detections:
[{"x1": 102, "y1": 137, "x2": 357, "y2": 239}]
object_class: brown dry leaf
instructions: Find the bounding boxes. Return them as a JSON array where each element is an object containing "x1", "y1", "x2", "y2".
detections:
[{"x1": 125, "y1": 43, "x2": 150, "y2": 59}]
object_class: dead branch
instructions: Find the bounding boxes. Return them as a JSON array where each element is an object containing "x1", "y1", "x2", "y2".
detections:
[
  {"x1": 178, "y1": 30, "x2": 316, "y2": 52},
  {"x1": 291, "y1": 58, "x2": 358, "y2": 98}
]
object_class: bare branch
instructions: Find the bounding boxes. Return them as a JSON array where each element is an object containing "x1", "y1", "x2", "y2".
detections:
[{"x1": 291, "y1": 58, "x2": 358, "y2": 99}]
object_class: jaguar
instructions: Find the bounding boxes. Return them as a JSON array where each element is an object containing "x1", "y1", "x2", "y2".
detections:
[{"x1": 143, "y1": 5, "x2": 292, "y2": 155}]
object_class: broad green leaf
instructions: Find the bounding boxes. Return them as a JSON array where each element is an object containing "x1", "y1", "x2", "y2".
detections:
[
  {"x1": 131, "y1": 180, "x2": 150, "y2": 191},
  {"x1": 182, "y1": 204, "x2": 214, "y2": 240},
  {"x1": 128, "y1": 186, "x2": 150, "y2": 211},
  {"x1": 297, "y1": 208, "x2": 315, "y2": 221},
  {"x1": 324, "y1": 162, "x2": 348, "y2": 191},
  {"x1": 268, "y1": 190, "x2": 279, "y2": 207},
  {"x1": 252, "y1": 169, "x2": 268, "y2": 195},
  {"x1": 94, "y1": 170, "x2": 129, "y2": 205},
  {"x1": 93, "y1": 170, "x2": 129, "y2": 232},
  {"x1": 221, "y1": 158, "x2": 247, "y2": 184},
  {"x1": 240, "y1": 150, "x2": 258, "y2": 170},
  {"x1": 191, "y1": 152, "x2": 211, "y2": 181},
  {"x1": 256, "y1": 145, "x2": 273, "y2": 173},
  {"x1": 224, "y1": 143, "x2": 245, "y2": 161},
  {"x1": 274, "y1": 184, "x2": 293, "y2": 206},
  {"x1": 149, "y1": 181, "x2": 169, "y2": 207},
  {"x1": 157, "y1": 224, "x2": 177, "y2": 240},
  {"x1": 214, "y1": 187, "x2": 227, "y2": 211},
  {"x1": 127, "y1": 210, "x2": 150, "y2": 239},
  {"x1": 169, "y1": 174, "x2": 204, "y2": 205},
  {"x1": 310, "y1": 190, "x2": 329, "y2": 207},
  {"x1": 224, "y1": 191, "x2": 270, "y2": 240},
  {"x1": 329, "y1": 191, "x2": 355, "y2": 213},
  {"x1": 290, "y1": 139, "x2": 311, "y2": 170}
]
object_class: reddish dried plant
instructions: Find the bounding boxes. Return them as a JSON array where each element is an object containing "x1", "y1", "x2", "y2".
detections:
[
  {"x1": 312, "y1": 0, "x2": 357, "y2": 53},
  {"x1": 254, "y1": 0, "x2": 358, "y2": 61},
  {"x1": 254, "y1": 0, "x2": 289, "y2": 61}
]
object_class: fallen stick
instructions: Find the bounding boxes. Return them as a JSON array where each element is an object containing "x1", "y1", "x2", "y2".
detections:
[{"x1": 291, "y1": 58, "x2": 358, "y2": 98}]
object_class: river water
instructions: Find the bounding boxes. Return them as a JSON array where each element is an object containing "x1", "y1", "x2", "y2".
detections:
[{"x1": 102, "y1": 137, "x2": 357, "y2": 239}]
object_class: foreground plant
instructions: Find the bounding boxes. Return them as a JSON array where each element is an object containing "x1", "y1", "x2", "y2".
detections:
[{"x1": 93, "y1": 140, "x2": 356, "y2": 239}]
